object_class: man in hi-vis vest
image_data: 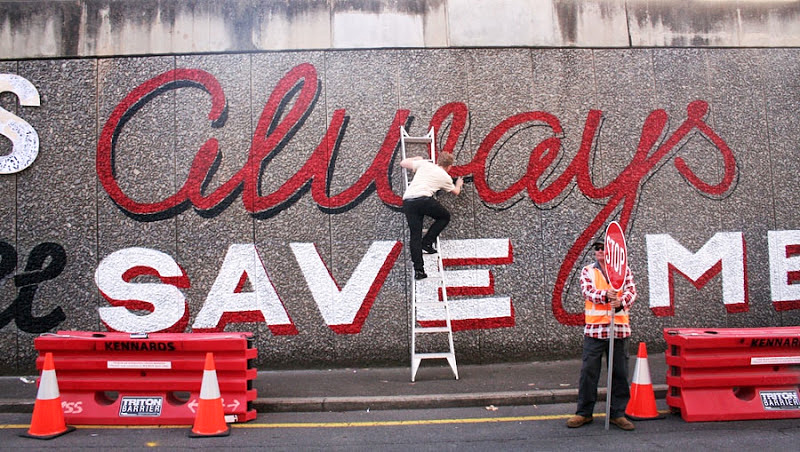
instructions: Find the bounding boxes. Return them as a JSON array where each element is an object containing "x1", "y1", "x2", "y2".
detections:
[{"x1": 567, "y1": 238, "x2": 638, "y2": 431}]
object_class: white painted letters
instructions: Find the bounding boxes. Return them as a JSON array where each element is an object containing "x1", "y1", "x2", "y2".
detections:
[
  {"x1": 768, "y1": 230, "x2": 800, "y2": 311},
  {"x1": 0, "y1": 74, "x2": 40, "y2": 174},
  {"x1": 416, "y1": 238, "x2": 514, "y2": 330},
  {"x1": 646, "y1": 232, "x2": 748, "y2": 315},
  {"x1": 96, "y1": 247, "x2": 189, "y2": 333},
  {"x1": 94, "y1": 231, "x2": 799, "y2": 334},
  {"x1": 192, "y1": 244, "x2": 296, "y2": 334},
  {"x1": 290, "y1": 241, "x2": 401, "y2": 334}
]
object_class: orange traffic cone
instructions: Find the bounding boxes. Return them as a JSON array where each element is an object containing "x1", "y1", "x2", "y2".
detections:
[
  {"x1": 20, "y1": 352, "x2": 76, "y2": 439},
  {"x1": 189, "y1": 352, "x2": 230, "y2": 437},
  {"x1": 625, "y1": 342, "x2": 664, "y2": 420}
]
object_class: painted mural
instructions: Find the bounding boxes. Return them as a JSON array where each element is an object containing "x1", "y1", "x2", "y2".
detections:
[{"x1": 1, "y1": 48, "x2": 799, "y2": 372}]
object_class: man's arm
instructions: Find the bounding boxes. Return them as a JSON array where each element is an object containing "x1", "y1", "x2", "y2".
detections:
[
  {"x1": 400, "y1": 156, "x2": 422, "y2": 170},
  {"x1": 450, "y1": 177, "x2": 464, "y2": 195},
  {"x1": 619, "y1": 267, "x2": 637, "y2": 309},
  {"x1": 580, "y1": 266, "x2": 607, "y2": 304}
]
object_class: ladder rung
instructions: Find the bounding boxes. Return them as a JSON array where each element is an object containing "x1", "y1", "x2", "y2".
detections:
[
  {"x1": 416, "y1": 301, "x2": 447, "y2": 308},
  {"x1": 414, "y1": 326, "x2": 451, "y2": 334},
  {"x1": 414, "y1": 352, "x2": 454, "y2": 360},
  {"x1": 415, "y1": 278, "x2": 442, "y2": 285},
  {"x1": 402, "y1": 137, "x2": 432, "y2": 144}
]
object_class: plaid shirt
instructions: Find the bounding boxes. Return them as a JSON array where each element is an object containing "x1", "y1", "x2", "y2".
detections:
[{"x1": 581, "y1": 262, "x2": 637, "y2": 339}]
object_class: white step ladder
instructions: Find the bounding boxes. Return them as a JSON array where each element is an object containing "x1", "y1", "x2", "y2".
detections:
[{"x1": 399, "y1": 126, "x2": 458, "y2": 382}]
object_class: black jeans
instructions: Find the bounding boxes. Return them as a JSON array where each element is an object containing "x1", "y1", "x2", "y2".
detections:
[
  {"x1": 403, "y1": 196, "x2": 451, "y2": 272},
  {"x1": 576, "y1": 336, "x2": 630, "y2": 418}
]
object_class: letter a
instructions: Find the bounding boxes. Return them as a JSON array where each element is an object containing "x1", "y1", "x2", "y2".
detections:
[{"x1": 193, "y1": 244, "x2": 297, "y2": 334}]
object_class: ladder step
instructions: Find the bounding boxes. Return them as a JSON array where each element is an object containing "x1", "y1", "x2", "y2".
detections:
[
  {"x1": 414, "y1": 326, "x2": 451, "y2": 334},
  {"x1": 414, "y1": 352, "x2": 455, "y2": 360},
  {"x1": 402, "y1": 137, "x2": 433, "y2": 144}
]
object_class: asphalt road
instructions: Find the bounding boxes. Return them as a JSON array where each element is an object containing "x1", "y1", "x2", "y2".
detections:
[{"x1": 2, "y1": 401, "x2": 798, "y2": 451}]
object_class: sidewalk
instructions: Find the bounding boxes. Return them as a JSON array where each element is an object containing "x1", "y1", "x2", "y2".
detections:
[{"x1": 0, "y1": 353, "x2": 667, "y2": 413}]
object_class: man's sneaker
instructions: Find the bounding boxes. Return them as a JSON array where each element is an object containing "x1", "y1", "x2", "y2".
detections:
[
  {"x1": 414, "y1": 270, "x2": 427, "y2": 280},
  {"x1": 565, "y1": 415, "x2": 593, "y2": 428},
  {"x1": 609, "y1": 416, "x2": 635, "y2": 431},
  {"x1": 422, "y1": 243, "x2": 437, "y2": 254}
]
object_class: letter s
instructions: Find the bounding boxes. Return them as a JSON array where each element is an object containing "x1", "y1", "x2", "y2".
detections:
[
  {"x1": 95, "y1": 247, "x2": 190, "y2": 333},
  {"x1": 0, "y1": 74, "x2": 40, "y2": 174}
]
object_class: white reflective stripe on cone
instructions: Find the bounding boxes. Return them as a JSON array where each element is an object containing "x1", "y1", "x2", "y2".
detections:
[
  {"x1": 631, "y1": 357, "x2": 652, "y2": 385},
  {"x1": 37, "y1": 369, "x2": 60, "y2": 400},
  {"x1": 199, "y1": 369, "x2": 221, "y2": 399}
]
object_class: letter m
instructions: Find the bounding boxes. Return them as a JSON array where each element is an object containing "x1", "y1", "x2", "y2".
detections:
[{"x1": 646, "y1": 232, "x2": 748, "y2": 316}]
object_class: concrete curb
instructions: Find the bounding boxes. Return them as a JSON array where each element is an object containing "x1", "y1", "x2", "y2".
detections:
[
  {"x1": 250, "y1": 385, "x2": 668, "y2": 413},
  {"x1": 0, "y1": 386, "x2": 668, "y2": 414},
  {"x1": 0, "y1": 400, "x2": 34, "y2": 413}
]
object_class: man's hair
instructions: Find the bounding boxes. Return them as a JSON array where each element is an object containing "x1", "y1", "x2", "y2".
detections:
[{"x1": 437, "y1": 152, "x2": 455, "y2": 168}]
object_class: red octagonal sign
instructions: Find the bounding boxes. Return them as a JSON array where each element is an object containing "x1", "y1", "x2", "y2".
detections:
[{"x1": 604, "y1": 221, "x2": 627, "y2": 291}]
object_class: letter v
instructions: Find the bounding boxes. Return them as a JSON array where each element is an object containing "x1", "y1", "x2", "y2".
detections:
[{"x1": 291, "y1": 241, "x2": 402, "y2": 333}]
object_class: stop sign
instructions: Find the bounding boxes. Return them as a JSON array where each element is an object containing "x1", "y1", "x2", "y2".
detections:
[{"x1": 604, "y1": 221, "x2": 627, "y2": 291}]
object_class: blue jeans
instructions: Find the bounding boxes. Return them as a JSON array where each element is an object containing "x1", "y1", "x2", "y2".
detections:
[{"x1": 576, "y1": 336, "x2": 630, "y2": 418}]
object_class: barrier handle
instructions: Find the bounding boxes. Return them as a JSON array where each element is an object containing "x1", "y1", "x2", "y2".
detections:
[{"x1": 604, "y1": 314, "x2": 615, "y2": 431}]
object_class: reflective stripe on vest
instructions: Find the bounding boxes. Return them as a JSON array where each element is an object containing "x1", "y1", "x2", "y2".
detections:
[{"x1": 584, "y1": 266, "x2": 629, "y2": 326}]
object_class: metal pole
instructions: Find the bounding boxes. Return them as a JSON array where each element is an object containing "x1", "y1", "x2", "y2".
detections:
[{"x1": 604, "y1": 310, "x2": 615, "y2": 430}]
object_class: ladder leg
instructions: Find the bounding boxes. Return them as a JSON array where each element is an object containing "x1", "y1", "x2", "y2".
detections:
[
  {"x1": 446, "y1": 355, "x2": 459, "y2": 380},
  {"x1": 438, "y1": 237, "x2": 458, "y2": 380},
  {"x1": 411, "y1": 357, "x2": 421, "y2": 382},
  {"x1": 410, "y1": 278, "x2": 417, "y2": 382}
]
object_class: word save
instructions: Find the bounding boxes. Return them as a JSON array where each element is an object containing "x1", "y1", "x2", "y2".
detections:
[{"x1": 95, "y1": 238, "x2": 513, "y2": 334}]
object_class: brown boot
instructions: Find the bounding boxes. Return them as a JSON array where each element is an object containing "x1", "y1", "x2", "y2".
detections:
[
  {"x1": 566, "y1": 415, "x2": 593, "y2": 428},
  {"x1": 609, "y1": 416, "x2": 635, "y2": 431}
]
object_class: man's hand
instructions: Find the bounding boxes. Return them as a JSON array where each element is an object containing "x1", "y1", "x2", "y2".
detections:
[
  {"x1": 452, "y1": 176, "x2": 464, "y2": 195},
  {"x1": 607, "y1": 290, "x2": 622, "y2": 309}
]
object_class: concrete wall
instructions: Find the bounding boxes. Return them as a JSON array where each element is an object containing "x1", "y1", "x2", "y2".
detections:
[
  {"x1": 1, "y1": 1, "x2": 799, "y2": 373},
  {"x1": 2, "y1": 0, "x2": 800, "y2": 60}
]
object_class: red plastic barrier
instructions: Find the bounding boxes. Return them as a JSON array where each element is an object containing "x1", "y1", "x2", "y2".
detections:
[
  {"x1": 33, "y1": 331, "x2": 257, "y2": 425},
  {"x1": 664, "y1": 327, "x2": 800, "y2": 422}
]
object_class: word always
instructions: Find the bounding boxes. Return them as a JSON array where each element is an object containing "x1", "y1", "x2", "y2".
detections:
[{"x1": 95, "y1": 63, "x2": 738, "y2": 326}]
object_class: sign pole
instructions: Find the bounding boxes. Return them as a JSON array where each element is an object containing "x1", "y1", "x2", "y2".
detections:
[
  {"x1": 604, "y1": 312, "x2": 615, "y2": 430},
  {"x1": 603, "y1": 221, "x2": 627, "y2": 430}
]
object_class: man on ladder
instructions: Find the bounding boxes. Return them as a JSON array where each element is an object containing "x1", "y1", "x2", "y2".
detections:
[{"x1": 400, "y1": 152, "x2": 464, "y2": 280}]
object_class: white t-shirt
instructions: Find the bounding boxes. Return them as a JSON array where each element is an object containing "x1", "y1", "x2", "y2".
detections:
[{"x1": 403, "y1": 160, "x2": 456, "y2": 200}]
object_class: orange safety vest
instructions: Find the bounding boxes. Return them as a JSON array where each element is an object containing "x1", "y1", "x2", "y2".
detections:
[{"x1": 584, "y1": 265, "x2": 629, "y2": 326}]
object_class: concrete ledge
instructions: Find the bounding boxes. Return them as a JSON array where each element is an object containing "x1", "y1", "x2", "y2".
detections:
[
  {"x1": 0, "y1": 384, "x2": 668, "y2": 414},
  {"x1": 0, "y1": 399, "x2": 33, "y2": 414},
  {"x1": 1, "y1": 1, "x2": 798, "y2": 60},
  {"x1": 254, "y1": 385, "x2": 669, "y2": 413}
]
